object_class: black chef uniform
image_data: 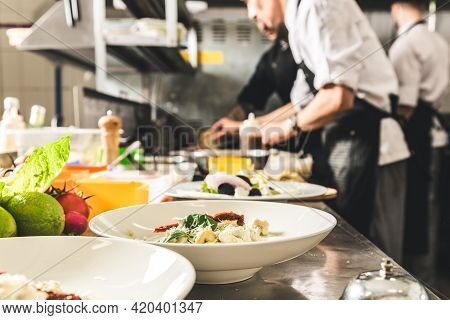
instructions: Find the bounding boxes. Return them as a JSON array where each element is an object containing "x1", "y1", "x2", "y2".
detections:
[{"x1": 238, "y1": 25, "x2": 297, "y2": 114}]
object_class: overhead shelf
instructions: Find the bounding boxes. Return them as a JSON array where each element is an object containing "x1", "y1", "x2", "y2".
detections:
[
  {"x1": 105, "y1": 33, "x2": 179, "y2": 47},
  {"x1": 103, "y1": 18, "x2": 188, "y2": 48},
  {"x1": 122, "y1": 0, "x2": 194, "y2": 28},
  {"x1": 108, "y1": 45, "x2": 194, "y2": 73},
  {"x1": 10, "y1": 0, "x2": 196, "y2": 77}
]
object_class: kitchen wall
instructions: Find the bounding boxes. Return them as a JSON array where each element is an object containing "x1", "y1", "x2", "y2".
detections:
[
  {"x1": 0, "y1": 0, "x2": 95, "y2": 127},
  {"x1": 146, "y1": 8, "x2": 272, "y2": 127},
  {"x1": 0, "y1": 2, "x2": 449, "y2": 129}
]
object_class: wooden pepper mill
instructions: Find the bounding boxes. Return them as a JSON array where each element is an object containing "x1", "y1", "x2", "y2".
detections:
[{"x1": 98, "y1": 110, "x2": 122, "y2": 165}]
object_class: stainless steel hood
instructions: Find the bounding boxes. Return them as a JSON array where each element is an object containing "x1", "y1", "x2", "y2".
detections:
[
  {"x1": 12, "y1": 0, "x2": 195, "y2": 74},
  {"x1": 14, "y1": 0, "x2": 98, "y2": 70},
  {"x1": 15, "y1": 0, "x2": 127, "y2": 72},
  {"x1": 18, "y1": 0, "x2": 94, "y2": 51}
]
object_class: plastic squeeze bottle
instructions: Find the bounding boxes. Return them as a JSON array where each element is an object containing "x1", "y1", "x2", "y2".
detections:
[
  {"x1": 0, "y1": 97, "x2": 26, "y2": 152},
  {"x1": 239, "y1": 113, "x2": 262, "y2": 151},
  {"x1": 98, "y1": 110, "x2": 122, "y2": 165}
]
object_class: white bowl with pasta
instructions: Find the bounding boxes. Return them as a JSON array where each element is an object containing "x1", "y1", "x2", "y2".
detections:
[{"x1": 89, "y1": 201, "x2": 337, "y2": 284}]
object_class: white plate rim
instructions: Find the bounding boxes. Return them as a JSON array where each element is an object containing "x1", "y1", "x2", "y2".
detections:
[
  {"x1": 0, "y1": 236, "x2": 197, "y2": 300},
  {"x1": 165, "y1": 181, "x2": 328, "y2": 201},
  {"x1": 89, "y1": 201, "x2": 337, "y2": 249}
]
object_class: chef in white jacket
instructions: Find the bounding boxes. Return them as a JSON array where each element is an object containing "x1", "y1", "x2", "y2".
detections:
[
  {"x1": 218, "y1": 0, "x2": 411, "y2": 261},
  {"x1": 389, "y1": 0, "x2": 449, "y2": 281}
]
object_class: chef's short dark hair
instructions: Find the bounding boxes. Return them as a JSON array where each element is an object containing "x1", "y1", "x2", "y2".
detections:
[{"x1": 390, "y1": 0, "x2": 428, "y2": 10}]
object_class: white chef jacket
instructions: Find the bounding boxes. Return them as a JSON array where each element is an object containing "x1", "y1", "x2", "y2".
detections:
[
  {"x1": 286, "y1": 0, "x2": 410, "y2": 166},
  {"x1": 389, "y1": 22, "x2": 449, "y2": 148}
]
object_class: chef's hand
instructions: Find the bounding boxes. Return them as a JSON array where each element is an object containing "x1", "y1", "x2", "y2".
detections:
[
  {"x1": 261, "y1": 119, "x2": 296, "y2": 146},
  {"x1": 211, "y1": 117, "x2": 242, "y2": 140}
]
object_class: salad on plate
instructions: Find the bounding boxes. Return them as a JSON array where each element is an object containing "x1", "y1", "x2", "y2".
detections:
[
  {"x1": 152, "y1": 212, "x2": 269, "y2": 244},
  {"x1": 201, "y1": 171, "x2": 280, "y2": 197},
  {"x1": 0, "y1": 272, "x2": 82, "y2": 300}
]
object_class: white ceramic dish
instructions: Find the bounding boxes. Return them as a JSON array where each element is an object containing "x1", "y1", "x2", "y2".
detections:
[
  {"x1": 0, "y1": 237, "x2": 195, "y2": 299},
  {"x1": 165, "y1": 181, "x2": 328, "y2": 201},
  {"x1": 89, "y1": 201, "x2": 337, "y2": 284}
]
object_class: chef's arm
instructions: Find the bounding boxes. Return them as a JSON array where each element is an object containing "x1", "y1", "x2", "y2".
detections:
[
  {"x1": 297, "y1": 84, "x2": 354, "y2": 131},
  {"x1": 212, "y1": 85, "x2": 353, "y2": 140},
  {"x1": 255, "y1": 103, "x2": 297, "y2": 126}
]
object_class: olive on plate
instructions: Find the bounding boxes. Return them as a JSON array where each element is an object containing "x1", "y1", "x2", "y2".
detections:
[
  {"x1": 218, "y1": 183, "x2": 236, "y2": 196},
  {"x1": 249, "y1": 188, "x2": 262, "y2": 197}
]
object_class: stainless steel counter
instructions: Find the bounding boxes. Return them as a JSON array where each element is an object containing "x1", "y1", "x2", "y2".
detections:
[{"x1": 187, "y1": 202, "x2": 439, "y2": 300}]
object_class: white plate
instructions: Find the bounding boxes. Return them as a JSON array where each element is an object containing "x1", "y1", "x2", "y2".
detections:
[
  {"x1": 165, "y1": 181, "x2": 328, "y2": 201},
  {"x1": 89, "y1": 201, "x2": 337, "y2": 284},
  {"x1": 0, "y1": 237, "x2": 195, "y2": 300}
]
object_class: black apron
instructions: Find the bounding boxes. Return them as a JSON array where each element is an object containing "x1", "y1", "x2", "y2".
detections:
[
  {"x1": 404, "y1": 99, "x2": 432, "y2": 254},
  {"x1": 397, "y1": 20, "x2": 448, "y2": 254},
  {"x1": 297, "y1": 63, "x2": 396, "y2": 235},
  {"x1": 403, "y1": 99, "x2": 448, "y2": 253}
]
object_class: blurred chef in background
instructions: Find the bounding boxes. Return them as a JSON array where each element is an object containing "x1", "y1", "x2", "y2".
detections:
[
  {"x1": 204, "y1": 24, "x2": 299, "y2": 151},
  {"x1": 214, "y1": 0, "x2": 411, "y2": 261},
  {"x1": 389, "y1": 0, "x2": 449, "y2": 282},
  {"x1": 221, "y1": 24, "x2": 297, "y2": 122}
]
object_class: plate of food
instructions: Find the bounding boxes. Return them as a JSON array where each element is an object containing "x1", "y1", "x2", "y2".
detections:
[
  {"x1": 0, "y1": 237, "x2": 195, "y2": 300},
  {"x1": 89, "y1": 201, "x2": 337, "y2": 284},
  {"x1": 165, "y1": 171, "x2": 328, "y2": 201}
]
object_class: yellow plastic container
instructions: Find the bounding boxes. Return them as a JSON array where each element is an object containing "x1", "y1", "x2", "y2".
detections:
[
  {"x1": 75, "y1": 178, "x2": 149, "y2": 220},
  {"x1": 208, "y1": 155, "x2": 253, "y2": 175},
  {"x1": 52, "y1": 165, "x2": 107, "y2": 190}
]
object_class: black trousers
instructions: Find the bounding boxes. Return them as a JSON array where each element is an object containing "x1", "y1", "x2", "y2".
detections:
[
  {"x1": 405, "y1": 148, "x2": 445, "y2": 284},
  {"x1": 370, "y1": 160, "x2": 407, "y2": 263},
  {"x1": 403, "y1": 102, "x2": 433, "y2": 254},
  {"x1": 310, "y1": 99, "x2": 383, "y2": 236}
]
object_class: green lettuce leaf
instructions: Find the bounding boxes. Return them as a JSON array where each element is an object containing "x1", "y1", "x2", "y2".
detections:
[
  {"x1": 161, "y1": 230, "x2": 189, "y2": 243},
  {"x1": 1, "y1": 136, "x2": 70, "y2": 202},
  {"x1": 183, "y1": 214, "x2": 218, "y2": 231},
  {"x1": 200, "y1": 181, "x2": 218, "y2": 194}
]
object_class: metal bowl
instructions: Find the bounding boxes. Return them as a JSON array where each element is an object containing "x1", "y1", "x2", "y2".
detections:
[
  {"x1": 143, "y1": 155, "x2": 188, "y2": 165},
  {"x1": 169, "y1": 149, "x2": 270, "y2": 175},
  {"x1": 143, "y1": 155, "x2": 188, "y2": 172}
]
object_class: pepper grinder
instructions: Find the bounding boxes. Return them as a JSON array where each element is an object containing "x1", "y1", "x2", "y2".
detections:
[{"x1": 98, "y1": 110, "x2": 122, "y2": 165}]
